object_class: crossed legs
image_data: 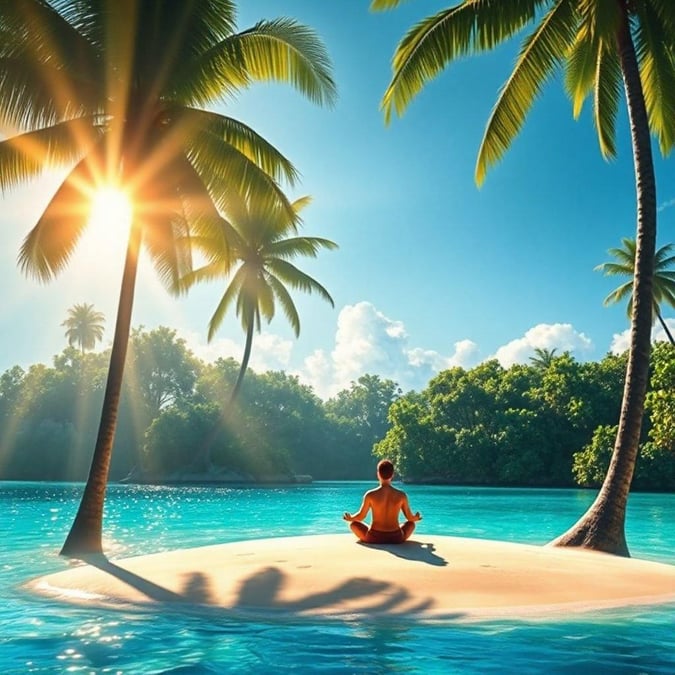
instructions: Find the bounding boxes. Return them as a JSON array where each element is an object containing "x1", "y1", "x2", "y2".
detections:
[{"x1": 349, "y1": 521, "x2": 415, "y2": 544}]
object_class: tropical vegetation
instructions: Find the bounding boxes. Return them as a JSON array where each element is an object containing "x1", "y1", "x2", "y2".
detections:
[
  {"x1": 0, "y1": 0, "x2": 336, "y2": 556},
  {"x1": 61, "y1": 303, "x2": 105, "y2": 355},
  {"x1": 185, "y1": 193, "x2": 337, "y2": 406},
  {"x1": 372, "y1": 0, "x2": 675, "y2": 556},
  {"x1": 597, "y1": 237, "x2": 675, "y2": 345},
  {"x1": 2, "y1": 333, "x2": 674, "y2": 492}
]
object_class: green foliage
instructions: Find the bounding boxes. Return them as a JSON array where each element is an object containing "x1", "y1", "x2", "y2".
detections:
[
  {"x1": 3, "y1": 330, "x2": 675, "y2": 489},
  {"x1": 325, "y1": 374, "x2": 401, "y2": 476},
  {"x1": 126, "y1": 326, "x2": 202, "y2": 418},
  {"x1": 645, "y1": 342, "x2": 675, "y2": 451},
  {"x1": 572, "y1": 424, "x2": 617, "y2": 487},
  {"x1": 376, "y1": 351, "x2": 639, "y2": 488}
]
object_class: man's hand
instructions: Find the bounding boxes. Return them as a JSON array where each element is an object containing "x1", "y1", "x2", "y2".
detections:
[
  {"x1": 343, "y1": 512, "x2": 353, "y2": 521},
  {"x1": 412, "y1": 512, "x2": 422, "y2": 522}
]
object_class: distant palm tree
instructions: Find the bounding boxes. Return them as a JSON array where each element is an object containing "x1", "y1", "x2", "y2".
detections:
[
  {"x1": 529, "y1": 347, "x2": 558, "y2": 369},
  {"x1": 372, "y1": 0, "x2": 675, "y2": 556},
  {"x1": 597, "y1": 238, "x2": 675, "y2": 345},
  {"x1": 187, "y1": 194, "x2": 337, "y2": 405},
  {"x1": 0, "y1": 1, "x2": 335, "y2": 556},
  {"x1": 62, "y1": 303, "x2": 105, "y2": 355}
]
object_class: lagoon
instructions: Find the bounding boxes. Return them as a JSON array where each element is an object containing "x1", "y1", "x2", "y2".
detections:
[{"x1": 2, "y1": 481, "x2": 675, "y2": 673}]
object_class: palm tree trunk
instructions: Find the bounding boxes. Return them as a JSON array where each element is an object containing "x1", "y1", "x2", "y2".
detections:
[
  {"x1": 229, "y1": 321, "x2": 254, "y2": 405},
  {"x1": 550, "y1": 7, "x2": 657, "y2": 556},
  {"x1": 60, "y1": 221, "x2": 142, "y2": 557},
  {"x1": 196, "y1": 320, "x2": 254, "y2": 470},
  {"x1": 656, "y1": 311, "x2": 675, "y2": 345}
]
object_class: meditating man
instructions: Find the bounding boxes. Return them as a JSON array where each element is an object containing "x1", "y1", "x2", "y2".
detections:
[{"x1": 343, "y1": 459, "x2": 422, "y2": 544}]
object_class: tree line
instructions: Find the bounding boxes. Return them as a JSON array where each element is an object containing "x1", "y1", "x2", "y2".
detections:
[
  {"x1": 0, "y1": 326, "x2": 400, "y2": 484},
  {"x1": 375, "y1": 342, "x2": 675, "y2": 492},
  {"x1": 2, "y1": 326, "x2": 673, "y2": 491}
]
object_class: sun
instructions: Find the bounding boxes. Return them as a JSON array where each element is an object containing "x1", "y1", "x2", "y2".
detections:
[
  {"x1": 89, "y1": 186, "x2": 132, "y2": 233},
  {"x1": 77, "y1": 186, "x2": 133, "y2": 262}
]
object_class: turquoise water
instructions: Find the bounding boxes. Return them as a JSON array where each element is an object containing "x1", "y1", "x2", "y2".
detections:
[{"x1": 2, "y1": 481, "x2": 675, "y2": 673}]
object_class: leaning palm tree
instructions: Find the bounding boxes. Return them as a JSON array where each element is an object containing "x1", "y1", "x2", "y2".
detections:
[
  {"x1": 187, "y1": 194, "x2": 336, "y2": 405},
  {"x1": 0, "y1": 1, "x2": 335, "y2": 556},
  {"x1": 62, "y1": 303, "x2": 105, "y2": 355},
  {"x1": 597, "y1": 237, "x2": 675, "y2": 345},
  {"x1": 372, "y1": 0, "x2": 675, "y2": 555}
]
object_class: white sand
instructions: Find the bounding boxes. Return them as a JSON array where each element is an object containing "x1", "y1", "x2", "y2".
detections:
[{"x1": 27, "y1": 534, "x2": 675, "y2": 621}]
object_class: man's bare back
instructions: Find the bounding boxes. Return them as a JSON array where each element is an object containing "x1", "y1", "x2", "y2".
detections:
[{"x1": 343, "y1": 459, "x2": 422, "y2": 544}]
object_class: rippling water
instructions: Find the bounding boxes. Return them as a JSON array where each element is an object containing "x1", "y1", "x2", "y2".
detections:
[{"x1": 2, "y1": 482, "x2": 674, "y2": 673}]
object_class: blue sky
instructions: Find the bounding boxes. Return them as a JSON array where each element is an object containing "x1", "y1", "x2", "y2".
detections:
[{"x1": 1, "y1": 1, "x2": 674, "y2": 399}]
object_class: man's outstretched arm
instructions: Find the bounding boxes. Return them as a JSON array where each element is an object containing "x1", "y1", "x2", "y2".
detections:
[
  {"x1": 401, "y1": 495, "x2": 422, "y2": 522},
  {"x1": 343, "y1": 493, "x2": 371, "y2": 522}
]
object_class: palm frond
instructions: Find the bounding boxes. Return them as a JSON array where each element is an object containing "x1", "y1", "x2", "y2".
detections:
[
  {"x1": 476, "y1": 0, "x2": 577, "y2": 185},
  {"x1": 267, "y1": 258, "x2": 334, "y2": 307},
  {"x1": 187, "y1": 127, "x2": 297, "y2": 224},
  {"x1": 141, "y1": 203, "x2": 193, "y2": 295},
  {"x1": 596, "y1": 261, "x2": 634, "y2": 276},
  {"x1": 169, "y1": 152, "x2": 227, "y2": 244},
  {"x1": 208, "y1": 266, "x2": 246, "y2": 341},
  {"x1": 370, "y1": 0, "x2": 410, "y2": 10},
  {"x1": 634, "y1": 1, "x2": 675, "y2": 154},
  {"x1": 593, "y1": 45, "x2": 622, "y2": 158},
  {"x1": 256, "y1": 274, "x2": 276, "y2": 324},
  {"x1": 17, "y1": 147, "x2": 105, "y2": 281},
  {"x1": 654, "y1": 243, "x2": 674, "y2": 267},
  {"x1": 648, "y1": 0, "x2": 675, "y2": 35},
  {"x1": 176, "y1": 107, "x2": 299, "y2": 186},
  {"x1": 0, "y1": 1, "x2": 102, "y2": 127},
  {"x1": 603, "y1": 280, "x2": 633, "y2": 310},
  {"x1": 0, "y1": 118, "x2": 101, "y2": 191},
  {"x1": 268, "y1": 274, "x2": 300, "y2": 336},
  {"x1": 564, "y1": 27, "x2": 599, "y2": 118},
  {"x1": 268, "y1": 236, "x2": 338, "y2": 260},
  {"x1": 290, "y1": 194, "x2": 312, "y2": 214},
  {"x1": 234, "y1": 19, "x2": 337, "y2": 107},
  {"x1": 181, "y1": 256, "x2": 235, "y2": 290},
  {"x1": 381, "y1": 1, "x2": 547, "y2": 124}
]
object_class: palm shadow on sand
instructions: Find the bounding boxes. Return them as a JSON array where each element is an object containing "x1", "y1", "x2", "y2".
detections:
[
  {"x1": 82, "y1": 554, "x2": 214, "y2": 604},
  {"x1": 359, "y1": 540, "x2": 448, "y2": 566},
  {"x1": 234, "y1": 565, "x2": 443, "y2": 617},
  {"x1": 80, "y1": 554, "x2": 445, "y2": 617}
]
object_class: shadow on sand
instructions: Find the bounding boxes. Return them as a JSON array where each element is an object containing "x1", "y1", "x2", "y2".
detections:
[
  {"x1": 82, "y1": 554, "x2": 214, "y2": 604},
  {"x1": 234, "y1": 565, "x2": 438, "y2": 616},
  {"x1": 78, "y1": 552, "x2": 461, "y2": 619},
  {"x1": 359, "y1": 540, "x2": 448, "y2": 566}
]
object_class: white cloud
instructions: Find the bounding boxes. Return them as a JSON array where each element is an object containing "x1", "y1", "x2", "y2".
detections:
[
  {"x1": 296, "y1": 302, "x2": 480, "y2": 399},
  {"x1": 491, "y1": 323, "x2": 593, "y2": 367},
  {"x1": 184, "y1": 305, "x2": 600, "y2": 401},
  {"x1": 610, "y1": 318, "x2": 675, "y2": 354},
  {"x1": 657, "y1": 197, "x2": 675, "y2": 213},
  {"x1": 185, "y1": 330, "x2": 293, "y2": 372}
]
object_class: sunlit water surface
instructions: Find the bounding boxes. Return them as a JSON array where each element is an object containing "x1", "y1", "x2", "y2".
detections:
[{"x1": 1, "y1": 482, "x2": 674, "y2": 673}]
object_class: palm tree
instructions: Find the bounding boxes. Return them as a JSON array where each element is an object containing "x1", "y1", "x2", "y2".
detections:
[
  {"x1": 187, "y1": 194, "x2": 336, "y2": 406},
  {"x1": 529, "y1": 347, "x2": 558, "y2": 369},
  {"x1": 597, "y1": 237, "x2": 675, "y2": 345},
  {"x1": 62, "y1": 303, "x2": 105, "y2": 355},
  {"x1": 372, "y1": 0, "x2": 675, "y2": 555},
  {"x1": 0, "y1": 1, "x2": 335, "y2": 557}
]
